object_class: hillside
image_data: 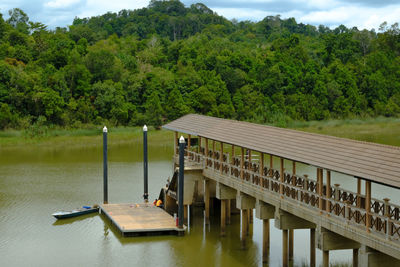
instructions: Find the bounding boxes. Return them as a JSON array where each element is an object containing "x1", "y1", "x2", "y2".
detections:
[{"x1": 0, "y1": 0, "x2": 399, "y2": 129}]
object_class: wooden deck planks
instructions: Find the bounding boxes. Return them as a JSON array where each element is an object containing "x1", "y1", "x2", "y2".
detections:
[{"x1": 100, "y1": 203, "x2": 183, "y2": 235}]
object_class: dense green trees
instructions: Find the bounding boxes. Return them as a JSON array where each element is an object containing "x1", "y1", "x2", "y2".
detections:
[{"x1": 0, "y1": 0, "x2": 400, "y2": 130}]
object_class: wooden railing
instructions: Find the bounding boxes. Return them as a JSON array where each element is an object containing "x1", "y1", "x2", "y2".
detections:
[{"x1": 180, "y1": 149, "x2": 400, "y2": 242}]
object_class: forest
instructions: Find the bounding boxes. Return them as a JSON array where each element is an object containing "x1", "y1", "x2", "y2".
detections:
[{"x1": 0, "y1": 0, "x2": 400, "y2": 130}]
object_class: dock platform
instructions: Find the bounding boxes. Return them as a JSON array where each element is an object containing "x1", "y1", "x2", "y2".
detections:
[{"x1": 100, "y1": 203, "x2": 184, "y2": 237}]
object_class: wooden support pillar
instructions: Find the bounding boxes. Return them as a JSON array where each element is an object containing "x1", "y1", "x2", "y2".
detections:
[
  {"x1": 184, "y1": 204, "x2": 188, "y2": 224},
  {"x1": 262, "y1": 219, "x2": 270, "y2": 263},
  {"x1": 357, "y1": 178, "x2": 362, "y2": 208},
  {"x1": 326, "y1": 171, "x2": 331, "y2": 214},
  {"x1": 226, "y1": 199, "x2": 231, "y2": 225},
  {"x1": 204, "y1": 179, "x2": 210, "y2": 225},
  {"x1": 220, "y1": 142, "x2": 223, "y2": 173},
  {"x1": 280, "y1": 158, "x2": 284, "y2": 196},
  {"x1": 188, "y1": 134, "x2": 191, "y2": 150},
  {"x1": 241, "y1": 209, "x2": 248, "y2": 248},
  {"x1": 282, "y1": 229, "x2": 288, "y2": 267},
  {"x1": 310, "y1": 228, "x2": 316, "y2": 267},
  {"x1": 353, "y1": 248, "x2": 359, "y2": 267},
  {"x1": 323, "y1": 250, "x2": 329, "y2": 267},
  {"x1": 246, "y1": 209, "x2": 250, "y2": 234},
  {"x1": 240, "y1": 147, "x2": 244, "y2": 180},
  {"x1": 221, "y1": 199, "x2": 227, "y2": 236},
  {"x1": 365, "y1": 180, "x2": 371, "y2": 232},
  {"x1": 289, "y1": 229, "x2": 294, "y2": 261}
]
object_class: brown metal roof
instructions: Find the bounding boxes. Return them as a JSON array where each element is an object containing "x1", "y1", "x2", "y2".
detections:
[{"x1": 163, "y1": 114, "x2": 400, "y2": 189}]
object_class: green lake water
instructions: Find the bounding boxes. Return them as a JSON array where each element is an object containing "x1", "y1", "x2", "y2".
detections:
[{"x1": 0, "y1": 134, "x2": 398, "y2": 266}]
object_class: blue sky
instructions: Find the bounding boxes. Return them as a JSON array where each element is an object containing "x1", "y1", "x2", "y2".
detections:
[{"x1": 0, "y1": 0, "x2": 399, "y2": 30}]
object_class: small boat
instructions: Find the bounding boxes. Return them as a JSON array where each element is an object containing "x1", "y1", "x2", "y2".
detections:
[{"x1": 52, "y1": 205, "x2": 99, "y2": 219}]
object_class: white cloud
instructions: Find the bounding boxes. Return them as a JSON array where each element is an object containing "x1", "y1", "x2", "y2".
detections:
[
  {"x1": 45, "y1": 0, "x2": 81, "y2": 9},
  {"x1": 300, "y1": 5, "x2": 400, "y2": 29}
]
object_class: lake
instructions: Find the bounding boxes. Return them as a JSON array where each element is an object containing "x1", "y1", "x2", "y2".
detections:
[{"x1": 0, "y1": 132, "x2": 398, "y2": 266}]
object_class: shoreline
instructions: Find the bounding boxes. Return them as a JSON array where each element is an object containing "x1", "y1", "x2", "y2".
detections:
[{"x1": 0, "y1": 117, "x2": 399, "y2": 148}]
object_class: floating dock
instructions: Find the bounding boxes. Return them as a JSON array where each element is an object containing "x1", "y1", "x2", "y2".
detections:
[{"x1": 100, "y1": 203, "x2": 184, "y2": 237}]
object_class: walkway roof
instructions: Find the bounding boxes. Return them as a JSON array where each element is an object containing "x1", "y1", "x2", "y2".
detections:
[{"x1": 163, "y1": 114, "x2": 400, "y2": 189}]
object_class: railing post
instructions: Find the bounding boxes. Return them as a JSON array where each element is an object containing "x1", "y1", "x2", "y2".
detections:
[
  {"x1": 318, "y1": 168, "x2": 324, "y2": 213},
  {"x1": 241, "y1": 147, "x2": 244, "y2": 180},
  {"x1": 231, "y1": 144, "x2": 235, "y2": 165},
  {"x1": 357, "y1": 178, "x2": 362, "y2": 208},
  {"x1": 260, "y1": 153, "x2": 264, "y2": 187},
  {"x1": 198, "y1": 136, "x2": 201, "y2": 154},
  {"x1": 280, "y1": 158, "x2": 284, "y2": 196},
  {"x1": 220, "y1": 142, "x2": 223, "y2": 173},
  {"x1": 365, "y1": 181, "x2": 371, "y2": 232},
  {"x1": 326, "y1": 171, "x2": 331, "y2": 214},
  {"x1": 212, "y1": 140, "x2": 216, "y2": 169},
  {"x1": 384, "y1": 198, "x2": 390, "y2": 239},
  {"x1": 188, "y1": 134, "x2": 191, "y2": 150}
]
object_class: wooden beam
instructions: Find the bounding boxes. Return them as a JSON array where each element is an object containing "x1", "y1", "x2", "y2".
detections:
[
  {"x1": 241, "y1": 147, "x2": 244, "y2": 180},
  {"x1": 221, "y1": 200, "x2": 226, "y2": 236},
  {"x1": 365, "y1": 180, "x2": 371, "y2": 232},
  {"x1": 357, "y1": 178, "x2": 362, "y2": 208},
  {"x1": 353, "y1": 248, "x2": 359, "y2": 267},
  {"x1": 198, "y1": 136, "x2": 201, "y2": 153},
  {"x1": 318, "y1": 168, "x2": 324, "y2": 211},
  {"x1": 263, "y1": 219, "x2": 270, "y2": 263},
  {"x1": 220, "y1": 142, "x2": 223, "y2": 173},
  {"x1": 260, "y1": 153, "x2": 264, "y2": 187},
  {"x1": 289, "y1": 229, "x2": 294, "y2": 262},
  {"x1": 204, "y1": 179, "x2": 210, "y2": 225},
  {"x1": 280, "y1": 158, "x2": 284, "y2": 195},
  {"x1": 323, "y1": 250, "x2": 329, "y2": 267},
  {"x1": 212, "y1": 140, "x2": 216, "y2": 159},
  {"x1": 226, "y1": 199, "x2": 231, "y2": 225},
  {"x1": 231, "y1": 144, "x2": 235, "y2": 165},
  {"x1": 283, "y1": 229, "x2": 288, "y2": 267},
  {"x1": 310, "y1": 228, "x2": 316, "y2": 267},
  {"x1": 248, "y1": 150, "x2": 252, "y2": 171},
  {"x1": 241, "y1": 209, "x2": 248, "y2": 248},
  {"x1": 205, "y1": 138, "x2": 208, "y2": 156},
  {"x1": 326, "y1": 171, "x2": 331, "y2": 213},
  {"x1": 188, "y1": 134, "x2": 191, "y2": 150}
]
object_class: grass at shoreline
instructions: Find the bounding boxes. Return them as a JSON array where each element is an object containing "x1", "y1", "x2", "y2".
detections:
[{"x1": 0, "y1": 117, "x2": 399, "y2": 148}]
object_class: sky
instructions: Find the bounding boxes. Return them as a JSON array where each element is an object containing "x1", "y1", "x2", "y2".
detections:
[{"x1": 0, "y1": 0, "x2": 399, "y2": 30}]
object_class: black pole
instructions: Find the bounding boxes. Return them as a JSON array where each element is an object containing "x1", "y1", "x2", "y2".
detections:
[
  {"x1": 143, "y1": 125, "x2": 148, "y2": 202},
  {"x1": 178, "y1": 136, "x2": 185, "y2": 228},
  {"x1": 103, "y1": 126, "x2": 108, "y2": 204}
]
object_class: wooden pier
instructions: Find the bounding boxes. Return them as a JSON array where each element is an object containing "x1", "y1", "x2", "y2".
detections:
[
  {"x1": 100, "y1": 203, "x2": 184, "y2": 237},
  {"x1": 163, "y1": 113, "x2": 400, "y2": 267}
]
